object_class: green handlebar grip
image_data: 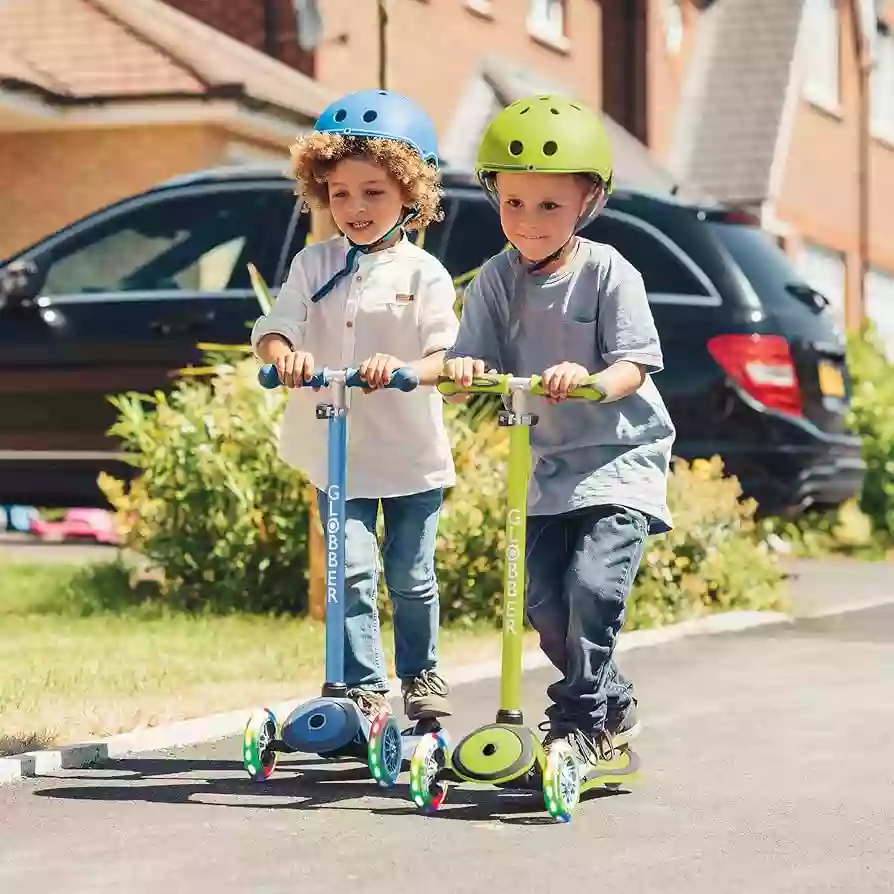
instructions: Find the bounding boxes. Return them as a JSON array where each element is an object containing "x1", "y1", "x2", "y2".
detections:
[
  {"x1": 436, "y1": 374, "x2": 508, "y2": 396},
  {"x1": 528, "y1": 374, "x2": 606, "y2": 402},
  {"x1": 437, "y1": 373, "x2": 606, "y2": 401}
]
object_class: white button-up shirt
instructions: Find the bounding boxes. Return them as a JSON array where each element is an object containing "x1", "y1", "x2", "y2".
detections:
[{"x1": 251, "y1": 235, "x2": 459, "y2": 499}]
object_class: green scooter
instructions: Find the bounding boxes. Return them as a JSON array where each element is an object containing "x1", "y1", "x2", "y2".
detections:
[{"x1": 408, "y1": 373, "x2": 642, "y2": 822}]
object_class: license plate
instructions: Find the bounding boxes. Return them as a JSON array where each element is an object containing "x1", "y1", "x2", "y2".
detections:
[{"x1": 818, "y1": 360, "x2": 845, "y2": 398}]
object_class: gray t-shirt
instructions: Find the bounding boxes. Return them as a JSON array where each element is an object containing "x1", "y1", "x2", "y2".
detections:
[{"x1": 449, "y1": 239, "x2": 675, "y2": 532}]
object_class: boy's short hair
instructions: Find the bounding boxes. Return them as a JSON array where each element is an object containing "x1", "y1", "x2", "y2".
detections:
[{"x1": 290, "y1": 132, "x2": 444, "y2": 229}]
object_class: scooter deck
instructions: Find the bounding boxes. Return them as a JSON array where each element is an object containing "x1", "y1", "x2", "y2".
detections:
[
  {"x1": 438, "y1": 738, "x2": 641, "y2": 792},
  {"x1": 275, "y1": 696, "x2": 443, "y2": 762}
]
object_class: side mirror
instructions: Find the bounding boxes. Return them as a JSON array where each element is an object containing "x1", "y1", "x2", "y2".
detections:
[{"x1": 0, "y1": 259, "x2": 45, "y2": 311}]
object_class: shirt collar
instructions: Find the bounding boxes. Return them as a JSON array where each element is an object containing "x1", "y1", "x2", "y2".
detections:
[{"x1": 351, "y1": 234, "x2": 410, "y2": 270}]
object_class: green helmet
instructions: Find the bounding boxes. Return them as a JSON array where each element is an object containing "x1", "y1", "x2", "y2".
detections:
[{"x1": 475, "y1": 94, "x2": 614, "y2": 189}]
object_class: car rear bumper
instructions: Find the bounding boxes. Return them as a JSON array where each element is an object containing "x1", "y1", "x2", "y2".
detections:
[{"x1": 675, "y1": 434, "x2": 865, "y2": 516}]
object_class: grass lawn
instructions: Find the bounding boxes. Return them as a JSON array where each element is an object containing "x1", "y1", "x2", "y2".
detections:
[{"x1": 0, "y1": 560, "x2": 532, "y2": 757}]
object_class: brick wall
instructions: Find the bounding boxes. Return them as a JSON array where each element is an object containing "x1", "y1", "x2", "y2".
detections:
[
  {"x1": 645, "y1": 0, "x2": 701, "y2": 162},
  {"x1": 161, "y1": 0, "x2": 315, "y2": 75},
  {"x1": 0, "y1": 125, "x2": 232, "y2": 258},
  {"x1": 310, "y1": 0, "x2": 603, "y2": 137},
  {"x1": 776, "y1": 0, "x2": 894, "y2": 328}
]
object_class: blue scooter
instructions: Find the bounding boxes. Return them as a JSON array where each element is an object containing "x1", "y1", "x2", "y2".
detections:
[{"x1": 242, "y1": 363, "x2": 446, "y2": 789}]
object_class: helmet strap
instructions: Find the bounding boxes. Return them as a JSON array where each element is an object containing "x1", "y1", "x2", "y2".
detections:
[{"x1": 310, "y1": 208, "x2": 418, "y2": 303}]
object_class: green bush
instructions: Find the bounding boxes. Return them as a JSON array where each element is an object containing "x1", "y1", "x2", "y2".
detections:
[
  {"x1": 628, "y1": 456, "x2": 785, "y2": 628},
  {"x1": 101, "y1": 358, "x2": 784, "y2": 626},
  {"x1": 846, "y1": 325, "x2": 894, "y2": 541},
  {"x1": 99, "y1": 356, "x2": 311, "y2": 613}
]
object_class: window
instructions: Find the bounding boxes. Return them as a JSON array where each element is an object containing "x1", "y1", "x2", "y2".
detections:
[
  {"x1": 710, "y1": 220, "x2": 815, "y2": 311},
  {"x1": 581, "y1": 212, "x2": 712, "y2": 298},
  {"x1": 865, "y1": 267, "x2": 894, "y2": 359},
  {"x1": 661, "y1": 0, "x2": 684, "y2": 55},
  {"x1": 528, "y1": 0, "x2": 566, "y2": 44},
  {"x1": 871, "y1": 22, "x2": 894, "y2": 139},
  {"x1": 39, "y1": 188, "x2": 294, "y2": 296},
  {"x1": 796, "y1": 241, "x2": 846, "y2": 328},
  {"x1": 804, "y1": 0, "x2": 840, "y2": 111}
]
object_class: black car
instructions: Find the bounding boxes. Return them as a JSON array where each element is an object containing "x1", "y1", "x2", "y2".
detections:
[{"x1": 0, "y1": 165, "x2": 864, "y2": 514}]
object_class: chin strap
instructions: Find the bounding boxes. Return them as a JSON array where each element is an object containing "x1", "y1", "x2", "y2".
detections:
[{"x1": 309, "y1": 209, "x2": 419, "y2": 304}]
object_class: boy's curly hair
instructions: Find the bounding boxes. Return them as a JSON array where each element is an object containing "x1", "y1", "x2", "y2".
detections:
[{"x1": 290, "y1": 132, "x2": 444, "y2": 229}]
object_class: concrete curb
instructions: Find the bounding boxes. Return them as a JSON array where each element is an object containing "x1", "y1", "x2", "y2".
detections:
[{"x1": 0, "y1": 608, "x2": 795, "y2": 785}]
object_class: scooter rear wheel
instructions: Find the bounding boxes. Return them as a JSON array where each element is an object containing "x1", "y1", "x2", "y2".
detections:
[
  {"x1": 542, "y1": 742, "x2": 580, "y2": 823},
  {"x1": 367, "y1": 710, "x2": 403, "y2": 788},
  {"x1": 409, "y1": 731, "x2": 449, "y2": 811},
  {"x1": 243, "y1": 708, "x2": 279, "y2": 782}
]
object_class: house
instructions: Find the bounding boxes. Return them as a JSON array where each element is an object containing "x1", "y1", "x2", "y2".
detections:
[
  {"x1": 667, "y1": 0, "x2": 894, "y2": 348},
  {"x1": 0, "y1": 0, "x2": 333, "y2": 259}
]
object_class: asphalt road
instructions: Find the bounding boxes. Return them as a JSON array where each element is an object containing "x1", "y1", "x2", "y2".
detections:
[{"x1": 2, "y1": 605, "x2": 893, "y2": 894}]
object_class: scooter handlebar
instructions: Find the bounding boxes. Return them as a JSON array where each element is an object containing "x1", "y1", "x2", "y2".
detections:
[
  {"x1": 436, "y1": 372, "x2": 606, "y2": 402},
  {"x1": 258, "y1": 364, "x2": 420, "y2": 392}
]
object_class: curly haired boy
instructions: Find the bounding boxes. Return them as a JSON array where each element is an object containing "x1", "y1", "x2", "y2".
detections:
[{"x1": 252, "y1": 90, "x2": 459, "y2": 725}]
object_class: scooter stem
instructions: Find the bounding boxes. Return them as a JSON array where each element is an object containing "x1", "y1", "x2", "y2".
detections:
[
  {"x1": 321, "y1": 379, "x2": 348, "y2": 695},
  {"x1": 497, "y1": 389, "x2": 534, "y2": 724}
]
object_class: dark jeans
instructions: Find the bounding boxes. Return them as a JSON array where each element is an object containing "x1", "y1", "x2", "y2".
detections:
[{"x1": 526, "y1": 504, "x2": 649, "y2": 735}]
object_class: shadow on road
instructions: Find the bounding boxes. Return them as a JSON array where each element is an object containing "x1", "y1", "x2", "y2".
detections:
[
  {"x1": 33, "y1": 759, "x2": 407, "y2": 812},
  {"x1": 32, "y1": 755, "x2": 631, "y2": 825},
  {"x1": 368, "y1": 783, "x2": 629, "y2": 826}
]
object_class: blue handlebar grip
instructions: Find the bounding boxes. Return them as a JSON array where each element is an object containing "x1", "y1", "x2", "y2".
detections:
[
  {"x1": 258, "y1": 364, "x2": 281, "y2": 389},
  {"x1": 258, "y1": 364, "x2": 328, "y2": 389},
  {"x1": 344, "y1": 369, "x2": 367, "y2": 389},
  {"x1": 388, "y1": 367, "x2": 420, "y2": 392},
  {"x1": 342, "y1": 367, "x2": 419, "y2": 391},
  {"x1": 258, "y1": 364, "x2": 418, "y2": 392}
]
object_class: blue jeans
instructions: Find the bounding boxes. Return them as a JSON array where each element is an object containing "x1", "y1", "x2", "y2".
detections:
[
  {"x1": 526, "y1": 505, "x2": 648, "y2": 735},
  {"x1": 316, "y1": 487, "x2": 443, "y2": 692}
]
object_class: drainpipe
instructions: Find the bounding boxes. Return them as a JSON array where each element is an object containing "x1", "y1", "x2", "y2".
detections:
[
  {"x1": 378, "y1": 0, "x2": 389, "y2": 90},
  {"x1": 854, "y1": 0, "x2": 872, "y2": 330},
  {"x1": 263, "y1": 0, "x2": 279, "y2": 58}
]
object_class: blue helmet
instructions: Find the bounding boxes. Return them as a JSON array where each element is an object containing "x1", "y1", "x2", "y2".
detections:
[{"x1": 314, "y1": 89, "x2": 439, "y2": 166}]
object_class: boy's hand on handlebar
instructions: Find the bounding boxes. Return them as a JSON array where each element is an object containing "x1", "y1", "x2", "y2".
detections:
[
  {"x1": 443, "y1": 356, "x2": 487, "y2": 387},
  {"x1": 359, "y1": 353, "x2": 403, "y2": 390},
  {"x1": 542, "y1": 362, "x2": 590, "y2": 404},
  {"x1": 276, "y1": 350, "x2": 315, "y2": 389}
]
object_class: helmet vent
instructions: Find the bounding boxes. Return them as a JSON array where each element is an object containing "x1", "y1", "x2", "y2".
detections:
[
  {"x1": 520, "y1": 106, "x2": 531, "y2": 114},
  {"x1": 334, "y1": 109, "x2": 347, "y2": 122},
  {"x1": 570, "y1": 103, "x2": 582, "y2": 111},
  {"x1": 509, "y1": 140, "x2": 524, "y2": 156},
  {"x1": 550, "y1": 108, "x2": 560, "y2": 115},
  {"x1": 543, "y1": 141, "x2": 558, "y2": 156},
  {"x1": 362, "y1": 109, "x2": 378, "y2": 123}
]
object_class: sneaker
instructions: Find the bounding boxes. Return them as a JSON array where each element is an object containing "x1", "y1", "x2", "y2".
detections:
[
  {"x1": 607, "y1": 702, "x2": 642, "y2": 748},
  {"x1": 401, "y1": 670, "x2": 452, "y2": 720},
  {"x1": 539, "y1": 722, "x2": 617, "y2": 768},
  {"x1": 347, "y1": 687, "x2": 391, "y2": 722}
]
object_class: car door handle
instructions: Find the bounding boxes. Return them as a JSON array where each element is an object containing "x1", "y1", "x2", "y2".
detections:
[{"x1": 150, "y1": 310, "x2": 215, "y2": 336}]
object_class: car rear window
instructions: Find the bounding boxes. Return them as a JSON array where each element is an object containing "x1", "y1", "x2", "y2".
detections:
[{"x1": 708, "y1": 221, "x2": 812, "y2": 308}]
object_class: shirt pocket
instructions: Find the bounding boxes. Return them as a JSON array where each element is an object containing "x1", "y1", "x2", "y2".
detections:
[
  {"x1": 356, "y1": 285, "x2": 418, "y2": 353},
  {"x1": 555, "y1": 318, "x2": 599, "y2": 370}
]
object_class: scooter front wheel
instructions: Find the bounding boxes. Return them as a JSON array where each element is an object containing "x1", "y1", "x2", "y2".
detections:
[
  {"x1": 542, "y1": 742, "x2": 580, "y2": 823},
  {"x1": 243, "y1": 708, "x2": 279, "y2": 782},
  {"x1": 409, "y1": 731, "x2": 449, "y2": 811},
  {"x1": 368, "y1": 710, "x2": 403, "y2": 788}
]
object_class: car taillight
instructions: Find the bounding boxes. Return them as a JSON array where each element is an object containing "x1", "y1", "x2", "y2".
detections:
[{"x1": 707, "y1": 334, "x2": 803, "y2": 417}]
